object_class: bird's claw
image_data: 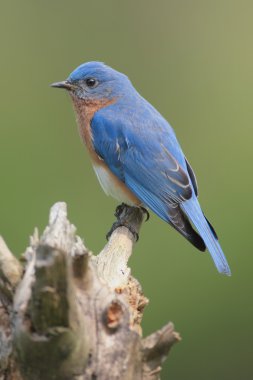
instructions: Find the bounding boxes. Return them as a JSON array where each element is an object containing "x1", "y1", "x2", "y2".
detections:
[
  {"x1": 106, "y1": 221, "x2": 139, "y2": 242},
  {"x1": 107, "y1": 203, "x2": 148, "y2": 242},
  {"x1": 140, "y1": 206, "x2": 150, "y2": 221}
]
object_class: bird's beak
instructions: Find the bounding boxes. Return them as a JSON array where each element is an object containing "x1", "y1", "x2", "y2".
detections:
[{"x1": 50, "y1": 80, "x2": 77, "y2": 91}]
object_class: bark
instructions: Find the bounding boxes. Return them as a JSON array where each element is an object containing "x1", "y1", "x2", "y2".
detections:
[{"x1": 0, "y1": 202, "x2": 180, "y2": 380}]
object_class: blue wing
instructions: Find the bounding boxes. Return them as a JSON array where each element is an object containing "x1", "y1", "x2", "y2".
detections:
[
  {"x1": 91, "y1": 102, "x2": 204, "y2": 248},
  {"x1": 91, "y1": 101, "x2": 192, "y2": 202},
  {"x1": 91, "y1": 100, "x2": 230, "y2": 275}
]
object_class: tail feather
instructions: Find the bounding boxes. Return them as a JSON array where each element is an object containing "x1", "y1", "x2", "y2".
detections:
[
  {"x1": 167, "y1": 204, "x2": 206, "y2": 251},
  {"x1": 181, "y1": 197, "x2": 231, "y2": 275}
]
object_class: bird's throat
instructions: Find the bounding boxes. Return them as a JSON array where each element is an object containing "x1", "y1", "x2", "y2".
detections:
[{"x1": 70, "y1": 94, "x2": 114, "y2": 155}]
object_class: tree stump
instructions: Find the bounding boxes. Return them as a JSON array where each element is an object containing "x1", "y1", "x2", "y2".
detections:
[{"x1": 0, "y1": 202, "x2": 180, "y2": 380}]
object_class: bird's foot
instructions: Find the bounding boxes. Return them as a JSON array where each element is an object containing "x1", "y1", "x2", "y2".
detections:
[
  {"x1": 106, "y1": 203, "x2": 149, "y2": 242},
  {"x1": 106, "y1": 220, "x2": 139, "y2": 242},
  {"x1": 114, "y1": 203, "x2": 128, "y2": 218},
  {"x1": 114, "y1": 203, "x2": 149, "y2": 221}
]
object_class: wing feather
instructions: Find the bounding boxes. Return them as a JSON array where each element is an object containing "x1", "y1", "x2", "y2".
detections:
[
  {"x1": 91, "y1": 107, "x2": 192, "y2": 205},
  {"x1": 91, "y1": 104, "x2": 207, "y2": 250}
]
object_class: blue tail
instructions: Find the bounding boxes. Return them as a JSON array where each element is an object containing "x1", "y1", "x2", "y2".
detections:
[{"x1": 181, "y1": 197, "x2": 231, "y2": 275}]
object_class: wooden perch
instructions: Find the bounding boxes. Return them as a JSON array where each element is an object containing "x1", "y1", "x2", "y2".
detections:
[{"x1": 0, "y1": 202, "x2": 180, "y2": 380}]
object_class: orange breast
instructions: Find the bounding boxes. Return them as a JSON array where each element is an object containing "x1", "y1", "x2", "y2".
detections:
[{"x1": 70, "y1": 95, "x2": 141, "y2": 206}]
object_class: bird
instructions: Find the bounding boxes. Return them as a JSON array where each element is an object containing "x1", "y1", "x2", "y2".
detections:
[{"x1": 51, "y1": 61, "x2": 231, "y2": 275}]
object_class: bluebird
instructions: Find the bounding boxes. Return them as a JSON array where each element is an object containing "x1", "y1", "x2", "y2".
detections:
[{"x1": 51, "y1": 61, "x2": 231, "y2": 275}]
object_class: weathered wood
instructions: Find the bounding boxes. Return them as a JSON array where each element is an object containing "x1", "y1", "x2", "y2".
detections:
[
  {"x1": 0, "y1": 202, "x2": 180, "y2": 380},
  {"x1": 0, "y1": 236, "x2": 23, "y2": 306}
]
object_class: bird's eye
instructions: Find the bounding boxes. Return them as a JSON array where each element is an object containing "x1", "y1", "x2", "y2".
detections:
[{"x1": 85, "y1": 78, "x2": 98, "y2": 88}]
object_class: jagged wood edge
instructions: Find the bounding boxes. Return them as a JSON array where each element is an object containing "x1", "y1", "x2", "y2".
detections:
[{"x1": 0, "y1": 202, "x2": 180, "y2": 380}]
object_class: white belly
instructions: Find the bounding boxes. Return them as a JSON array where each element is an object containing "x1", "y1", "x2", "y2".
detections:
[{"x1": 93, "y1": 164, "x2": 136, "y2": 205}]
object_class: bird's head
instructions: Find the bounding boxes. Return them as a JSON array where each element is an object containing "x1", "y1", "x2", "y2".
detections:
[{"x1": 51, "y1": 61, "x2": 131, "y2": 102}]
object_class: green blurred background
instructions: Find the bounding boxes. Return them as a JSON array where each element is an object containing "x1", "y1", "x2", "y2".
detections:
[{"x1": 0, "y1": 1, "x2": 252, "y2": 378}]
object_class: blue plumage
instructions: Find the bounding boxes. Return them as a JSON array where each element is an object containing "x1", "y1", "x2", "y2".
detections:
[
  {"x1": 181, "y1": 198, "x2": 230, "y2": 274},
  {"x1": 52, "y1": 61, "x2": 231, "y2": 275}
]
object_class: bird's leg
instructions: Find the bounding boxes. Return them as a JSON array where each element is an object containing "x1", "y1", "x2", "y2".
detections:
[
  {"x1": 114, "y1": 203, "x2": 127, "y2": 218},
  {"x1": 115, "y1": 203, "x2": 150, "y2": 222},
  {"x1": 106, "y1": 203, "x2": 146, "y2": 242},
  {"x1": 106, "y1": 203, "x2": 139, "y2": 241}
]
